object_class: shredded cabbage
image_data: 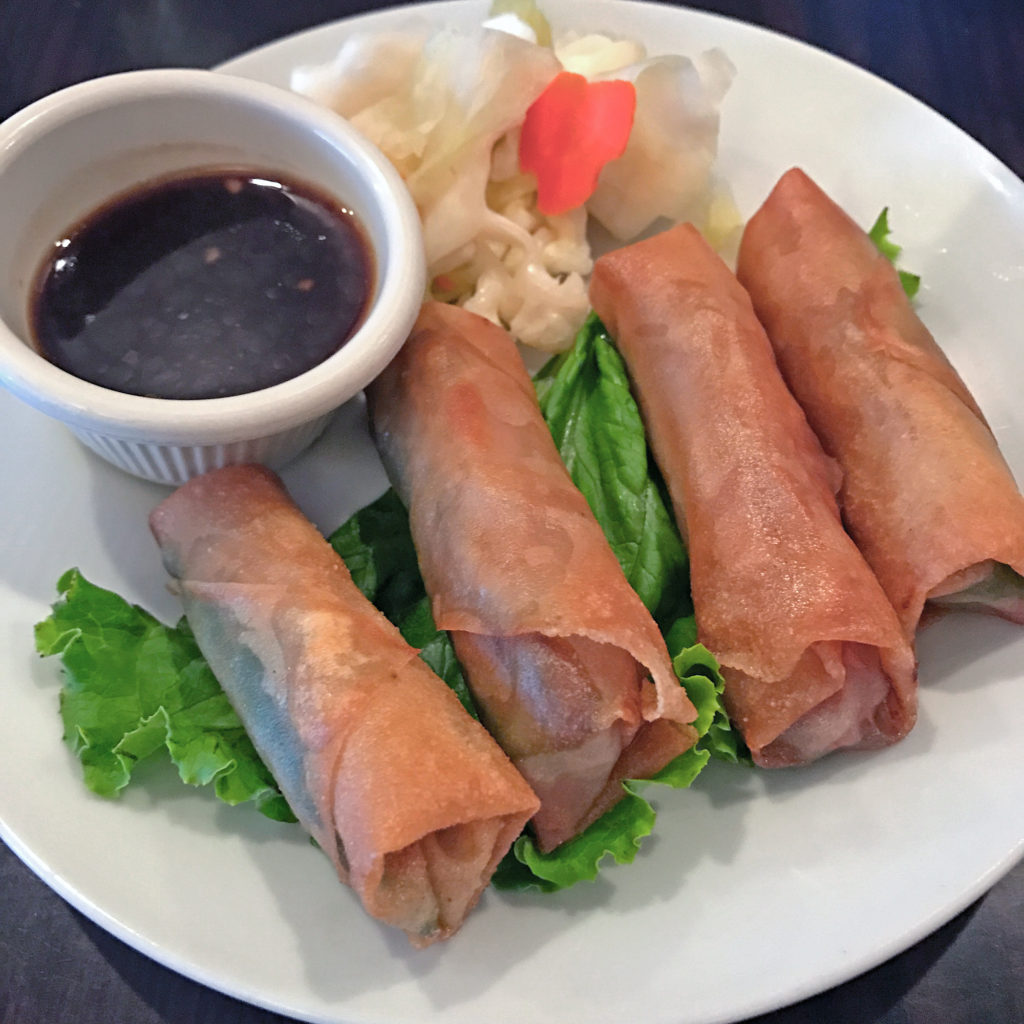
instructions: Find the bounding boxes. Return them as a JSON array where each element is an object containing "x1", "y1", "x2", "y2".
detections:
[
  {"x1": 291, "y1": 11, "x2": 736, "y2": 351},
  {"x1": 585, "y1": 50, "x2": 737, "y2": 244}
]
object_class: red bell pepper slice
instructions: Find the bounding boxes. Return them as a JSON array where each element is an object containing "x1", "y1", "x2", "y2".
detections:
[{"x1": 519, "y1": 71, "x2": 636, "y2": 217}]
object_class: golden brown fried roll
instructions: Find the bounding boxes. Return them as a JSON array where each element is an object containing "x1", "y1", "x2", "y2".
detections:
[
  {"x1": 737, "y1": 167, "x2": 1024, "y2": 634},
  {"x1": 590, "y1": 223, "x2": 917, "y2": 767},
  {"x1": 367, "y1": 301, "x2": 696, "y2": 850},
  {"x1": 150, "y1": 464, "x2": 539, "y2": 947}
]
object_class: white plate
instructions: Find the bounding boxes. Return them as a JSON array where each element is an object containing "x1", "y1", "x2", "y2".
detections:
[{"x1": 2, "y1": 3, "x2": 1022, "y2": 1023}]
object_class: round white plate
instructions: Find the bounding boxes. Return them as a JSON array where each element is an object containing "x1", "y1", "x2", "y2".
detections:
[{"x1": 2, "y1": 3, "x2": 1022, "y2": 1023}]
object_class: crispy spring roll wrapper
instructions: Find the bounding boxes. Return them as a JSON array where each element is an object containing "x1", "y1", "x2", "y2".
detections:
[
  {"x1": 367, "y1": 301, "x2": 697, "y2": 852},
  {"x1": 590, "y1": 223, "x2": 917, "y2": 768},
  {"x1": 149, "y1": 465, "x2": 539, "y2": 947},
  {"x1": 737, "y1": 168, "x2": 1024, "y2": 634}
]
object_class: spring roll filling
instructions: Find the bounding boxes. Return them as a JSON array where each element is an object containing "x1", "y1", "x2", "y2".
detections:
[
  {"x1": 452, "y1": 629, "x2": 669, "y2": 850},
  {"x1": 927, "y1": 560, "x2": 1024, "y2": 621},
  {"x1": 740, "y1": 642, "x2": 894, "y2": 767}
]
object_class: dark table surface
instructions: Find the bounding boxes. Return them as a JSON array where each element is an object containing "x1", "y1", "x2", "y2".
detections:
[{"x1": 1, "y1": 2, "x2": 1022, "y2": 1023}]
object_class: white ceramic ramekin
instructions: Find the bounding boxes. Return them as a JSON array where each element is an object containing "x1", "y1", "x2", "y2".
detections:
[{"x1": 0, "y1": 68, "x2": 425, "y2": 484}]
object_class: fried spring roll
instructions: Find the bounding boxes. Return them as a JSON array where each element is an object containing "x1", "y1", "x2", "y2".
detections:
[
  {"x1": 590, "y1": 223, "x2": 917, "y2": 767},
  {"x1": 149, "y1": 465, "x2": 539, "y2": 947},
  {"x1": 367, "y1": 301, "x2": 697, "y2": 851},
  {"x1": 737, "y1": 168, "x2": 1024, "y2": 634}
]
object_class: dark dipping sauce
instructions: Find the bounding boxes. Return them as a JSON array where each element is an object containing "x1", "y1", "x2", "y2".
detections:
[{"x1": 30, "y1": 170, "x2": 374, "y2": 399}]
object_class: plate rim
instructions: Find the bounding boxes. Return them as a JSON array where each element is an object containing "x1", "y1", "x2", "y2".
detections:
[{"x1": 2, "y1": 3, "x2": 1023, "y2": 1023}]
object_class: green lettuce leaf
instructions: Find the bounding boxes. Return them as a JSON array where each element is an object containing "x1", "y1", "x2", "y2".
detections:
[
  {"x1": 536, "y1": 314, "x2": 691, "y2": 630},
  {"x1": 491, "y1": 783, "x2": 656, "y2": 892},
  {"x1": 663, "y1": 614, "x2": 744, "y2": 764},
  {"x1": 35, "y1": 568, "x2": 294, "y2": 822},
  {"x1": 868, "y1": 207, "x2": 921, "y2": 300}
]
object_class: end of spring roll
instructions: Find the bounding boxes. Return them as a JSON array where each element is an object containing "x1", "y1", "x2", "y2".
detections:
[
  {"x1": 737, "y1": 167, "x2": 1024, "y2": 634},
  {"x1": 367, "y1": 301, "x2": 698, "y2": 851},
  {"x1": 590, "y1": 222, "x2": 917, "y2": 767},
  {"x1": 149, "y1": 464, "x2": 539, "y2": 947}
]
